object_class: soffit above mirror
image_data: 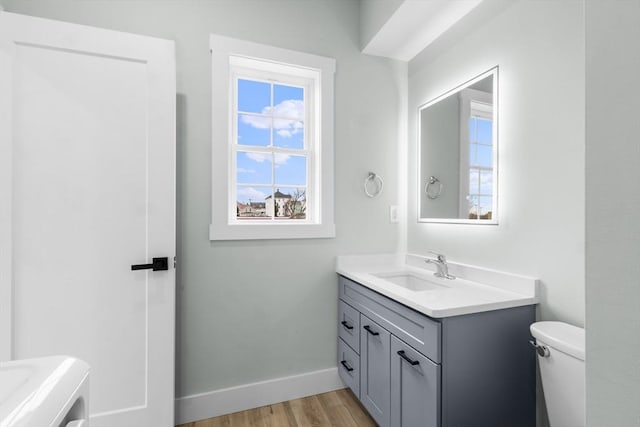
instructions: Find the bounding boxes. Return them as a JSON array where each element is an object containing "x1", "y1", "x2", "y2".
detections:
[{"x1": 360, "y1": 0, "x2": 483, "y2": 61}]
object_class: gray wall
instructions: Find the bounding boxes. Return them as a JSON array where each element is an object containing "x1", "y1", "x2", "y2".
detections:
[
  {"x1": 408, "y1": 3, "x2": 585, "y2": 425},
  {"x1": 3, "y1": 0, "x2": 404, "y2": 398},
  {"x1": 359, "y1": 0, "x2": 404, "y2": 50},
  {"x1": 420, "y1": 95, "x2": 460, "y2": 218},
  {"x1": 408, "y1": 0, "x2": 585, "y2": 326},
  {"x1": 585, "y1": 1, "x2": 640, "y2": 425}
]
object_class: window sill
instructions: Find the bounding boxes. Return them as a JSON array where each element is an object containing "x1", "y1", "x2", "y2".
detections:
[{"x1": 209, "y1": 222, "x2": 336, "y2": 241}]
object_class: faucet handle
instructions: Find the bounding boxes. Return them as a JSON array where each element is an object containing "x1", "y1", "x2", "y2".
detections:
[{"x1": 427, "y1": 251, "x2": 446, "y2": 262}]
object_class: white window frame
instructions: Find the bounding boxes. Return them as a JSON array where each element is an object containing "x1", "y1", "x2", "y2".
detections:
[
  {"x1": 210, "y1": 35, "x2": 335, "y2": 240},
  {"x1": 458, "y1": 87, "x2": 497, "y2": 221}
]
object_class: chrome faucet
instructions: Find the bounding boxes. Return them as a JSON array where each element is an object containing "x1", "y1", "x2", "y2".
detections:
[{"x1": 425, "y1": 252, "x2": 455, "y2": 280}]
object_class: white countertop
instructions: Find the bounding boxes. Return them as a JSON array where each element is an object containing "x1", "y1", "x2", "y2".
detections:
[{"x1": 336, "y1": 253, "x2": 539, "y2": 318}]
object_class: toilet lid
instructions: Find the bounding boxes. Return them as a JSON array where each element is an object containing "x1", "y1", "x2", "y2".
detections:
[{"x1": 530, "y1": 321, "x2": 585, "y2": 361}]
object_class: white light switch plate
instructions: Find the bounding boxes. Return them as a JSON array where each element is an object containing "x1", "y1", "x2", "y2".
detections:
[{"x1": 389, "y1": 205, "x2": 399, "y2": 223}]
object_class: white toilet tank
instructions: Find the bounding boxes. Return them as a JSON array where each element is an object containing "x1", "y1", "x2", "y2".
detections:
[{"x1": 530, "y1": 321, "x2": 585, "y2": 427}]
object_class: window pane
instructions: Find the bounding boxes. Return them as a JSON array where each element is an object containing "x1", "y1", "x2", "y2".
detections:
[
  {"x1": 273, "y1": 119, "x2": 304, "y2": 149},
  {"x1": 238, "y1": 114, "x2": 270, "y2": 146},
  {"x1": 467, "y1": 195, "x2": 479, "y2": 219},
  {"x1": 467, "y1": 196, "x2": 492, "y2": 219},
  {"x1": 238, "y1": 79, "x2": 270, "y2": 113},
  {"x1": 274, "y1": 154, "x2": 306, "y2": 186},
  {"x1": 477, "y1": 118, "x2": 492, "y2": 144},
  {"x1": 469, "y1": 117, "x2": 477, "y2": 143},
  {"x1": 480, "y1": 170, "x2": 493, "y2": 195},
  {"x1": 236, "y1": 151, "x2": 272, "y2": 184},
  {"x1": 271, "y1": 187, "x2": 306, "y2": 220},
  {"x1": 476, "y1": 144, "x2": 493, "y2": 168},
  {"x1": 469, "y1": 144, "x2": 478, "y2": 166},
  {"x1": 236, "y1": 185, "x2": 271, "y2": 219},
  {"x1": 478, "y1": 196, "x2": 493, "y2": 219},
  {"x1": 469, "y1": 168, "x2": 480, "y2": 194},
  {"x1": 274, "y1": 84, "x2": 304, "y2": 119}
]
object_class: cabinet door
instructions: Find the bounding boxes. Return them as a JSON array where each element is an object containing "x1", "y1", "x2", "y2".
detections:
[
  {"x1": 391, "y1": 336, "x2": 440, "y2": 427},
  {"x1": 360, "y1": 314, "x2": 391, "y2": 427}
]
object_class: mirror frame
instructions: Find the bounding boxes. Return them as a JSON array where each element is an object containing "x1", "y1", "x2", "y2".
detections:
[{"x1": 417, "y1": 66, "x2": 499, "y2": 224}]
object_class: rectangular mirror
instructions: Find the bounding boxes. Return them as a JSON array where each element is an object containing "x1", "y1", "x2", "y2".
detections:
[{"x1": 418, "y1": 67, "x2": 498, "y2": 224}]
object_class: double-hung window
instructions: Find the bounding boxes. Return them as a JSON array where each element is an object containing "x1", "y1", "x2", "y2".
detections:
[
  {"x1": 210, "y1": 35, "x2": 335, "y2": 240},
  {"x1": 466, "y1": 100, "x2": 494, "y2": 219},
  {"x1": 459, "y1": 88, "x2": 495, "y2": 220},
  {"x1": 233, "y1": 61, "x2": 312, "y2": 221}
]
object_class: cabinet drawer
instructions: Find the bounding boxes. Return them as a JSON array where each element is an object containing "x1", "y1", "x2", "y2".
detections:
[
  {"x1": 339, "y1": 275, "x2": 441, "y2": 363},
  {"x1": 338, "y1": 300, "x2": 360, "y2": 353},
  {"x1": 338, "y1": 338, "x2": 360, "y2": 398}
]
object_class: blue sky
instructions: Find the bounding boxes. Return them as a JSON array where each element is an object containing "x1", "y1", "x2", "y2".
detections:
[
  {"x1": 469, "y1": 168, "x2": 493, "y2": 195},
  {"x1": 237, "y1": 79, "x2": 305, "y2": 149},
  {"x1": 469, "y1": 117, "x2": 493, "y2": 167},
  {"x1": 236, "y1": 151, "x2": 307, "y2": 187},
  {"x1": 237, "y1": 79, "x2": 269, "y2": 113},
  {"x1": 237, "y1": 79, "x2": 303, "y2": 114}
]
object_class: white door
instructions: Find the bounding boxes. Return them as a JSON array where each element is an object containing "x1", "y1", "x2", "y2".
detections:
[{"x1": 0, "y1": 12, "x2": 176, "y2": 427}]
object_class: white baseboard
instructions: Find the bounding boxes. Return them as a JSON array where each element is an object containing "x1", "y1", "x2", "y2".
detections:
[{"x1": 174, "y1": 367, "x2": 345, "y2": 425}]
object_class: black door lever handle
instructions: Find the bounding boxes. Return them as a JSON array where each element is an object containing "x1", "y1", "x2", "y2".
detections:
[{"x1": 131, "y1": 257, "x2": 169, "y2": 271}]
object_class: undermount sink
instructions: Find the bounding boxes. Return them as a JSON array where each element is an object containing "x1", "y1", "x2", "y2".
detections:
[{"x1": 373, "y1": 272, "x2": 449, "y2": 292}]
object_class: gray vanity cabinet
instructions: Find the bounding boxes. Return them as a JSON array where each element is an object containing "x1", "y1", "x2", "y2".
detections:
[
  {"x1": 360, "y1": 315, "x2": 391, "y2": 427},
  {"x1": 337, "y1": 275, "x2": 536, "y2": 427}
]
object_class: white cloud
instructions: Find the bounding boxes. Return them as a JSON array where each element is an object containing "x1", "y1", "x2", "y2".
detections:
[
  {"x1": 469, "y1": 171, "x2": 493, "y2": 194},
  {"x1": 237, "y1": 187, "x2": 267, "y2": 201},
  {"x1": 245, "y1": 152, "x2": 271, "y2": 163},
  {"x1": 274, "y1": 153, "x2": 291, "y2": 165},
  {"x1": 480, "y1": 172, "x2": 493, "y2": 193},
  {"x1": 244, "y1": 152, "x2": 291, "y2": 166},
  {"x1": 237, "y1": 167, "x2": 256, "y2": 174},
  {"x1": 240, "y1": 99, "x2": 304, "y2": 139},
  {"x1": 241, "y1": 115, "x2": 270, "y2": 130},
  {"x1": 270, "y1": 100, "x2": 303, "y2": 120}
]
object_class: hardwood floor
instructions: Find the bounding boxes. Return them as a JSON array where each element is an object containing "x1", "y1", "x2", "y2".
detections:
[{"x1": 177, "y1": 388, "x2": 377, "y2": 427}]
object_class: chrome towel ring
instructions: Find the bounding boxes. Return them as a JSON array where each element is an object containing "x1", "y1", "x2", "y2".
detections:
[
  {"x1": 364, "y1": 172, "x2": 384, "y2": 198},
  {"x1": 425, "y1": 176, "x2": 443, "y2": 199}
]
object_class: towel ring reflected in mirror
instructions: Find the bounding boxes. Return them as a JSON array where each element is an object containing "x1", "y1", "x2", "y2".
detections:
[{"x1": 425, "y1": 176, "x2": 443, "y2": 200}]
